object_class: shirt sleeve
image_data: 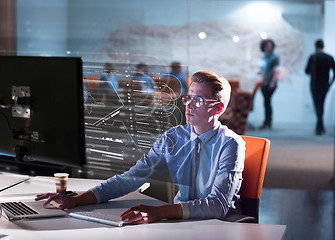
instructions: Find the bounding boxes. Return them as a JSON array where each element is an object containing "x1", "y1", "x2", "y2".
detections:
[
  {"x1": 90, "y1": 134, "x2": 168, "y2": 203},
  {"x1": 274, "y1": 55, "x2": 280, "y2": 67},
  {"x1": 183, "y1": 137, "x2": 245, "y2": 220},
  {"x1": 331, "y1": 57, "x2": 335, "y2": 82}
]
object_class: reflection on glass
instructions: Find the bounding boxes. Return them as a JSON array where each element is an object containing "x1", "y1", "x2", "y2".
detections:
[{"x1": 82, "y1": 62, "x2": 187, "y2": 177}]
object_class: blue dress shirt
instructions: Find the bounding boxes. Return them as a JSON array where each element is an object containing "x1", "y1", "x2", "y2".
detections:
[
  {"x1": 135, "y1": 74, "x2": 155, "y2": 94},
  {"x1": 100, "y1": 73, "x2": 119, "y2": 93},
  {"x1": 90, "y1": 121, "x2": 245, "y2": 220}
]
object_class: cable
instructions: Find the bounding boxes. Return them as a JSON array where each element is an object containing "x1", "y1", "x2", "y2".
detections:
[{"x1": 0, "y1": 112, "x2": 13, "y2": 134}]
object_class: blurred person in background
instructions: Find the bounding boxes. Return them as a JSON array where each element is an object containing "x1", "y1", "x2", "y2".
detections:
[
  {"x1": 259, "y1": 39, "x2": 280, "y2": 130},
  {"x1": 305, "y1": 39, "x2": 335, "y2": 135},
  {"x1": 162, "y1": 61, "x2": 188, "y2": 95},
  {"x1": 134, "y1": 63, "x2": 156, "y2": 94},
  {"x1": 100, "y1": 62, "x2": 119, "y2": 104}
]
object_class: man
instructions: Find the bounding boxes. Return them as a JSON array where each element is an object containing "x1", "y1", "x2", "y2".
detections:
[
  {"x1": 134, "y1": 63, "x2": 156, "y2": 94},
  {"x1": 99, "y1": 62, "x2": 119, "y2": 104},
  {"x1": 162, "y1": 61, "x2": 188, "y2": 95},
  {"x1": 305, "y1": 39, "x2": 335, "y2": 135},
  {"x1": 35, "y1": 71, "x2": 245, "y2": 224},
  {"x1": 259, "y1": 39, "x2": 280, "y2": 130}
]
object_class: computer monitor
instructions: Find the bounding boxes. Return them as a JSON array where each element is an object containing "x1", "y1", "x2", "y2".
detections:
[{"x1": 0, "y1": 56, "x2": 86, "y2": 168}]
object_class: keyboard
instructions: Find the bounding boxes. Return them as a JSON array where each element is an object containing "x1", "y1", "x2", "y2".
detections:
[
  {"x1": 0, "y1": 202, "x2": 38, "y2": 216},
  {"x1": 69, "y1": 211, "x2": 128, "y2": 227}
]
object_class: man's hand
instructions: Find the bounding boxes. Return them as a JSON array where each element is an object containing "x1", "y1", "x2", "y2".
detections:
[
  {"x1": 120, "y1": 204, "x2": 162, "y2": 224},
  {"x1": 35, "y1": 193, "x2": 77, "y2": 210},
  {"x1": 269, "y1": 81, "x2": 276, "y2": 89},
  {"x1": 120, "y1": 203, "x2": 182, "y2": 225},
  {"x1": 35, "y1": 190, "x2": 97, "y2": 210}
]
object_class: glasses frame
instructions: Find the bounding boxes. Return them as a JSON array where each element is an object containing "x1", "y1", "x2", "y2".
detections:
[{"x1": 181, "y1": 95, "x2": 220, "y2": 108}]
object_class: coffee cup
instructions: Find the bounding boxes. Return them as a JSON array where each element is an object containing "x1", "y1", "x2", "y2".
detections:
[{"x1": 54, "y1": 173, "x2": 69, "y2": 193}]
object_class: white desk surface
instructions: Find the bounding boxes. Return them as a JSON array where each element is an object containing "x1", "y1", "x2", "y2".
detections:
[{"x1": 0, "y1": 172, "x2": 286, "y2": 240}]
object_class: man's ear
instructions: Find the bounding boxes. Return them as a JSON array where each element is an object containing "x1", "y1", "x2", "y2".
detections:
[{"x1": 216, "y1": 102, "x2": 225, "y2": 114}]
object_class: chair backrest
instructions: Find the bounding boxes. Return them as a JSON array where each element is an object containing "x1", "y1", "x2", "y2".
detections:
[
  {"x1": 238, "y1": 136, "x2": 270, "y2": 222},
  {"x1": 84, "y1": 75, "x2": 99, "y2": 91},
  {"x1": 240, "y1": 135, "x2": 270, "y2": 200},
  {"x1": 118, "y1": 79, "x2": 143, "y2": 92},
  {"x1": 228, "y1": 79, "x2": 240, "y2": 93}
]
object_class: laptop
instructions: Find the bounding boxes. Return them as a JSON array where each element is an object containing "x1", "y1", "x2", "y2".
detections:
[
  {"x1": 0, "y1": 172, "x2": 126, "y2": 226},
  {"x1": 0, "y1": 200, "x2": 67, "y2": 221}
]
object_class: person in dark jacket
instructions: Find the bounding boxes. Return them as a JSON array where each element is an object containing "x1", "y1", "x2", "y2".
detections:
[{"x1": 305, "y1": 39, "x2": 335, "y2": 135}]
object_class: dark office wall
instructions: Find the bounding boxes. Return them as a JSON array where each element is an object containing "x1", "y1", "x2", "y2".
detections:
[{"x1": 16, "y1": 0, "x2": 68, "y2": 56}]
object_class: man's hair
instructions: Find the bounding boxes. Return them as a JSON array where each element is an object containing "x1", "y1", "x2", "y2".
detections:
[
  {"x1": 315, "y1": 39, "x2": 324, "y2": 49},
  {"x1": 105, "y1": 62, "x2": 114, "y2": 70},
  {"x1": 170, "y1": 61, "x2": 181, "y2": 71},
  {"x1": 260, "y1": 39, "x2": 276, "y2": 52},
  {"x1": 136, "y1": 63, "x2": 147, "y2": 70},
  {"x1": 191, "y1": 71, "x2": 231, "y2": 112}
]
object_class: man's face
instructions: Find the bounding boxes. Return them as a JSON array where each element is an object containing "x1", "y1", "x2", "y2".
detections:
[
  {"x1": 185, "y1": 82, "x2": 220, "y2": 128},
  {"x1": 264, "y1": 42, "x2": 273, "y2": 54},
  {"x1": 139, "y1": 66, "x2": 147, "y2": 73}
]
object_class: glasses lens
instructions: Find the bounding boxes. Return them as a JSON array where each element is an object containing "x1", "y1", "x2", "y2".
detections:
[
  {"x1": 193, "y1": 96, "x2": 205, "y2": 107},
  {"x1": 181, "y1": 95, "x2": 191, "y2": 106},
  {"x1": 182, "y1": 96, "x2": 205, "y2": 107},
  {"x1": 194, "y1": 96, "x2": 204, "y2": 107}
]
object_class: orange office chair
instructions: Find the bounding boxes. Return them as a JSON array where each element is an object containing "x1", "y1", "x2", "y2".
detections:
[
  {"x1": 225, "y1": 135, "x2": 270, "y2": 223},
  {"x1": 84, "y1": 75, "x2": 100, "y2": 92}
]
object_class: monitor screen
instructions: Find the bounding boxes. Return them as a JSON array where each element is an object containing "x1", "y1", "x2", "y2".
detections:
[{"x1": 0, "y1": 56, "x2": 86, "y2": 168}]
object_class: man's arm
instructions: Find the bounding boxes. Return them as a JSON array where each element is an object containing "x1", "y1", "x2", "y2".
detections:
[
  {"x1": 331, "y1": 56, "x2": 335, "y2": 83},
  {"x1": 72, "y1": 190, "x2": 97, "y2": 206},
  {"x1": 269, "y1": 55, "x2": 280, "y2": 89},
  {"x1": 270, "y1": 68, "x2": 280, "y2": 89},
  {"x1": 90, "y1": 131, "x2": 169, "y2": 203},
  {"x1": 305, "y1": 56, "x2": 312, "y2": 75}
]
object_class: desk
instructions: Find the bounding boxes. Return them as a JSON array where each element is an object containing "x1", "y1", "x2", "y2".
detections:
[{"x1": 0, "y1": 172, "x2": 286, "y2": 240}]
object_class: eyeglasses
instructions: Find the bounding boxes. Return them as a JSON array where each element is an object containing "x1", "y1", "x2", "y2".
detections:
[{"x1": 181, "y1": 95, "x2": 220, "y2": 108}]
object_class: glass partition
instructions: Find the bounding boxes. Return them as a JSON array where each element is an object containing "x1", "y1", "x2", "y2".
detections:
[{"x1": 0, "y1": 0, "x2": 333, "y2": 183}]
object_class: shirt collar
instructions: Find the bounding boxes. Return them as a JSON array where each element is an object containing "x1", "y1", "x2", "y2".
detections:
[{"x1": 190, "y1": 121, "x2": 220, "y2": 143}]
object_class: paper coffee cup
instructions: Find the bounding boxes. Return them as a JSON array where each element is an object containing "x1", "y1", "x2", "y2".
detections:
[{"x1": 54, "y1": 173, "x2": 69, "y2": 193}]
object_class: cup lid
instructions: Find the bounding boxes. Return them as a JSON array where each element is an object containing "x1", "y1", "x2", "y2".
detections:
[{"x1": 54, "y1": 173, "x2": 69, "y2": 177}]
